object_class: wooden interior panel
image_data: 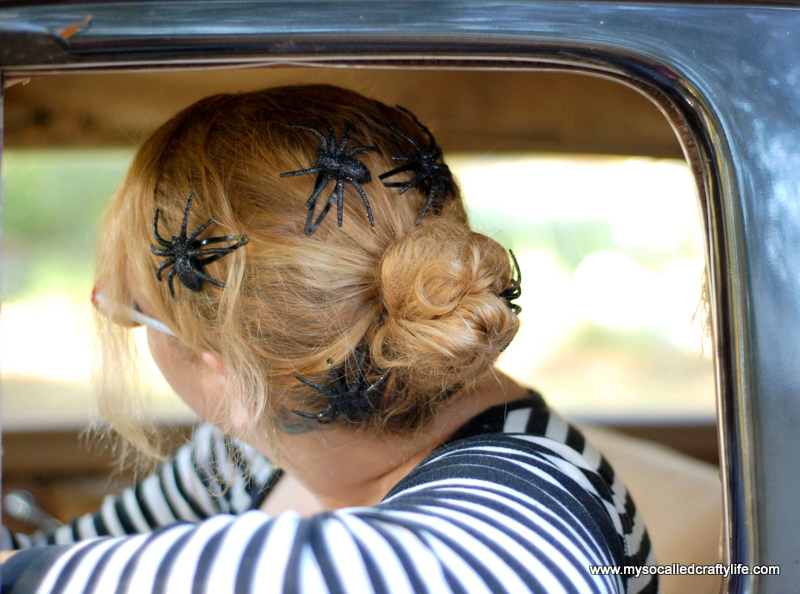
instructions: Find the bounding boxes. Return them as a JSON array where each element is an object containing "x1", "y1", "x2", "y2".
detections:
[
  {"x1": 1, "y1": 423, "x2": 717, "y2": 529},
  {"x1": 5, "y1": 67, "x2": 682, "y2": 157}
]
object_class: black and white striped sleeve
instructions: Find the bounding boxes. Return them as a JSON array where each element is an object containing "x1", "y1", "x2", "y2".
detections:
[
  {"x1": 1, "y1": 423, "x2": 278, "y2": 551},
  {"x1": 503, "y1": 402, "x2": 658, "y2": 594},
  {"x1": 2, "y1": 432, "x2": 656, "y2": 594}
]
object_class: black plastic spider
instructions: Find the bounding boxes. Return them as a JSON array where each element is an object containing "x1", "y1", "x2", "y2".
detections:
[
  {"x1": 280, "y1": 117, "x2": 380, "y2": 235},
  {"x1": 499, "y1": 250, "x2": 523, "y2": 315},
  {"x1": 292, "y1": 348, "x2": 392, "y2": 424},
  {"x1": 379, "y1": 106, "x2": 456, "y2": 223},
  {"x1": 150, "y1": 193, "x2": 249, "y2": 299}
]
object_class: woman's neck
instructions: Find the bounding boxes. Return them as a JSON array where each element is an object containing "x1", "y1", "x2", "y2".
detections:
[{"x1": 253, "y1": 371, "x2": 529, "y2": 511}]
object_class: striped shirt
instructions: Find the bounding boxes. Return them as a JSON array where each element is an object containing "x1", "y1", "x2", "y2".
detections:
[{"x1": 2, "y1": 392, "x2": 658, "y2": 593}]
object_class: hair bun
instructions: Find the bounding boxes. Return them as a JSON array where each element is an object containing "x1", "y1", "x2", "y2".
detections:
[{"x1": 372, "y1": 218, "x2": 519, "y2": 394}]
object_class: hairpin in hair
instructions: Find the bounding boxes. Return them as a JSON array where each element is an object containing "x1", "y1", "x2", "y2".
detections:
[
  {"x1": 379, "y1": 106, "x2": 456, "y2": 223},
  {"x1": 150, "y1": 193, "x2": 249, "y2": 299},
  {"x1": 292, "y1": 348, "x2": 391, "y2": 424},
  {"x1": 499, "y1": 250, "x2": 522, "y2": 315},
  {"x1": 280, "y1": 117, "x2": 380, "y2": 235}
]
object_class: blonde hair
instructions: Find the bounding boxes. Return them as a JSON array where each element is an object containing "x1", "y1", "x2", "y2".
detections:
[{"x1": 94, "y1": 85, "x2": 520, "y2": 457}]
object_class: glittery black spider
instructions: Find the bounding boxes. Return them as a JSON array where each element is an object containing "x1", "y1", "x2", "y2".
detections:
[
  {"x1": 292, "y1": 349, "x2": 391, "y2": 424},
  {"x1": 379, "y1": 106, "x2": 456, "y2": 223},
  {"x1": 150, "y1": 193, "x2": 249, "y2": 299},
  {"x1": 499, "y1": 250, "x2": 522, "y2": 315},
  {"x1": 280, "y1": 117, "x2": 380, "y2": 235}
]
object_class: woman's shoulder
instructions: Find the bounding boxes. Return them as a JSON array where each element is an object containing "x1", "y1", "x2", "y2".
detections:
[
  {"x1": 436, "y1": 389, "x2": 614, "y2": 479},
  {"x1": 387, "y1": 390, "x2": 615, "y2": 500},
  {"x1": 381, "y1": 390, "x2": 657, "y2": 594}
]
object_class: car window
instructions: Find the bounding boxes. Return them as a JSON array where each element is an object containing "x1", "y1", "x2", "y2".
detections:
[{"x1": 1, "y1": 68, "x2": 712, "y2": 430}]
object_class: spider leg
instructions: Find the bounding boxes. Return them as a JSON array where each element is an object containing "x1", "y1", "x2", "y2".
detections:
[
  {"x1": 397, "y1": 180, "x2": 419, "y2": 195},
  {"x1": 189, "y1": 245, "x2": 241, "y2": 258},
  {"x1": 167, "y1": 267, "x2": 178, "y2": 299},
  {"x1": 155, "y1": 257, "x2": 176, "y2": 281},
  {"x1": 187, "y1": 217, "x2": 217, "y2": 244},
  {"x1": 509, "y1": 249, "x2": 522, "y2": 286},
  {"x1": 151, "y1": 246, "x2": 174, "y2": 257},
  {"x1": 335, "y1": 180, "x2": 346, "y2": 227},
  {"x1": 192, "y1": 269, "x2": 226, "y2": 289},
  {"x1": 429, "y1": 146, "x2": 445, "y2": 162},
  {"x1": 293, "y1": 374, "x2": 338, "y2": 398},
  {"x1": 318, "y1": 117, "x2": 337, "y2": 150},
  {"x1": 290, "y1": 403, "x2": 337, "y2": 423},
  {"x1": 181, "y1": 238, "x2": 248, "y2": 287},
  {"x1": 306, "y1": 180, "x2": 339, "y2": 234},
  {"x1": 416, "y1": 190, "x2": 436, "y2": 224},
  {"x1": 303, "y1": 177, "x2": 334, "y2": 234},
  {"x1": 498, "y1": 250, "x2": 523, "y2": 314},
  {"x1": 286, "y1": 123, "x2": 327, "y2": 148},
  {"x1": 280, "y1": 166, "x2": 321, "y2": 178},
  {"x1": 351, "y1": 181, "x2": 375, "y2": 226},
  {"x1": 404, "y1": 171, "x2": 429, "y2": 187},
  {"x1": 152, "y1": 210, "x2": 173, "y2": 247},
  {"x1": 180, "y1": 193, "x2": 195, "y2": 239},
  {"x1": 387, "y1": 124, "x2": 421, "y2": 153},
  {"x1": 346, "y1": 144, "x2": 379, "y2": 157},
  {"x1": 364, "y1": 369, "x2": 392, "y2": 396},
  {"x1": 432, "y1": 178, "x2": 456, "y2": 213},
  {"x1": 306, "y1": 174, "x2": 331, "y2": 209},
  {"x1": 316, "y1": 406, "x2": 340, "y2": 424},
  {"x1": 338, "y1": 124, "x2": 353, "y2": 154},
  {"x1": 398, "y1": 171, "x2": 434, "y2": 196},
  {"x1": 396, "y1": 106, "x2": 436, "y2": 147}
]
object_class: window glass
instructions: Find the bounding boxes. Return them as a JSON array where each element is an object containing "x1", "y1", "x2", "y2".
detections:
[
  {"x1": 1, "y1": 148, "x2": 712, "y2": 430},
  {"x1": 454, "y1": 154, "x2": 711, "y2": 421}
]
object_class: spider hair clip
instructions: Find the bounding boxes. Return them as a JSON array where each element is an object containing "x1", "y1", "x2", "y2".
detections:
[
  {"x1": 280, "y1": 117, "x2": 380, "y2": 235},
  {"x1": 379, "y1": 106, "x2": 456, "y2": 223},
  {"x1": 292, "y1": 348, "x2": 391, "y2": 424},
  {"x1": 150, "y1": 193, "x2": 249, "y2": 299},
  {"x1": 499, "y1": 250, "x2": 522, "y2": 315}
]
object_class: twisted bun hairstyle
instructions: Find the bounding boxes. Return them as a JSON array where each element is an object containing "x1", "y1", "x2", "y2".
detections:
[
  {"x1": 95, "y1": 84, "x2": 520, "y2": 444},
  {"x1": 371, "y1": 219, "x2": 519, "y2": 424}
]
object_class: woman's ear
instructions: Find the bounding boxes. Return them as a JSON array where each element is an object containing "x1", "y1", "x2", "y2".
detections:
[
  {"x1": 201, "y1": 352, "x2": 227, "y2": 376},
  {"x1": 201, "y1": 352, "x2": 255, "y2": 433}
]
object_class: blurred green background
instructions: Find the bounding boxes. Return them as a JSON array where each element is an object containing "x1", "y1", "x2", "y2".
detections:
[{"x1": 3, "y1": 149, "x2": 133, "y2": 301}]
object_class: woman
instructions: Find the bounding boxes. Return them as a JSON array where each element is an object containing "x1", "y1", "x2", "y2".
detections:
[{"x1": 2, "y1": 85, "x2": 657, "y2": 593}]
